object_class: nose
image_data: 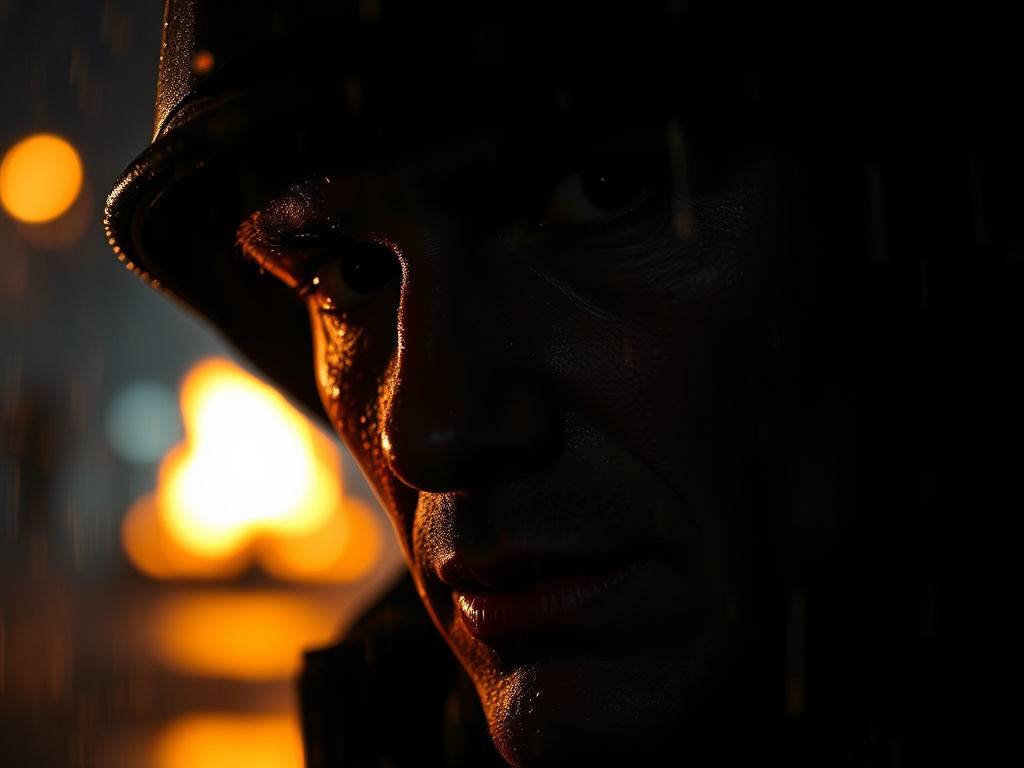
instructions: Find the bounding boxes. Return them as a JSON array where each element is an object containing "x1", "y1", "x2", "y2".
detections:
[{"x1": 379, "y1": 237, "x2": 561, "y2": 493}]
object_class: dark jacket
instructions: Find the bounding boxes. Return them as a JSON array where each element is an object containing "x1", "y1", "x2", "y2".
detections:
[{"x1": 299, "y1": 574, "x2": 507, "y2": 768}]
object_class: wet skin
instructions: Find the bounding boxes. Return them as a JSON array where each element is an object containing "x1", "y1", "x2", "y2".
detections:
[{"x1": 238, "y1": 120, "x2": 861, "y2": 766}]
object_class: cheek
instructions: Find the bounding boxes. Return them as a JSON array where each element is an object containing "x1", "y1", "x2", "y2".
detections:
[
  {"x1": 309, "y1": 309, "x2": 361, "y2": 405},
  {"x1": 309, "y1": 306, "x2": 375, "y2": 452},
  {"x1": 308, "y1": 305, "x2": 414, "y2": 544}
]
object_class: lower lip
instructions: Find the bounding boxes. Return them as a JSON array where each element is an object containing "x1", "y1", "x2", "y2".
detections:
[{"x1": 455, "y1": 561, "x2": 645, "y2": 638}]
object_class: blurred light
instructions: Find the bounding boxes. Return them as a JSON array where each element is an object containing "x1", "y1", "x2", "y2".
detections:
[
  {"x1": 122, "y1": 357, "x2": 381, "y2": 582},
  {"x1": 153, "y1": 712, "x2": 303, "y2": 768},
  {"x1": 122, "y1": 494, "x2": 250, "y2": 580},
  {"x1": 0, "y1": 134, "x2": 83, "y2": 223},
  {"x1": 160, "y1": 358, "x2": 339, "y2": 558},
  {"x1": 191, "y1": 49, "x2": 215, "y2": 74},
  {"x1": 151, "y1": 591, "x2": 340, "y2": 680},
  {"x1": 258, "y1": 496, "x2": 381, "y2": 583},
  {"x1": 104, "y1": 381, "x2": 182, "y2": 464}
]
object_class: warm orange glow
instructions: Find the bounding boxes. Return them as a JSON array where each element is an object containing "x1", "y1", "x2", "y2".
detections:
[
  {"x1": 122, "y1": 357, "x2": 382, "y2": 582},
  {"x1": 152, "y1": 712, "x2": 303, "y2": 768},
  {"x1": 0, "y1": 133, "x2": 83, "y2": 222},
  {"x1": 191, "y1": 49, "x2": 215, "y2": 74},
  {"x1": 121, "y1": 494, "x2": 250, "y2": 580},
  {"x1": 151, "y1": 591, "x2": 341, "y2": 680},
  {"x1": 161, "y1": 358, "x2": 339, "y2": 557},
  {"x1": 258, "y1": 497, "x2": 382, "y2": 583}
]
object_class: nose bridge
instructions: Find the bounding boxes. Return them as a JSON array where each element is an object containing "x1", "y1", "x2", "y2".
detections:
[
  {"x1": 380, "y1": 225, "x2": 559, "y2": 492},
  {"x1": 400, "y1": 226, "x2": 480, "y2": 365}
]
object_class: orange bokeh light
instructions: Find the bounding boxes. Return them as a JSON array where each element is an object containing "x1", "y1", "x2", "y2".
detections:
[
  {"x1": 152, "y1": 712, "x2": 303, "y2": 768},
  {"x1": 0, "y1": 133, "x2": 83, "y2": 223},
  {"x1": 190, "y1": 49, "x2": 215, "y2": 74},
  {"x1": 150, "y1": 591, "x2": 341, "y2": 680},
  {"x1": 121, "y1": 358, "x2": 381, "y2": 582}
]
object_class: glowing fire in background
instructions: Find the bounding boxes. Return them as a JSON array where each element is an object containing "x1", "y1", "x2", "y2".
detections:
[
  {"x1": 122, "y1": 358, "x2": 381, "y2": 582},
  {"x1": 112, "y1": 358, "x2": 392, "y2": 767}
]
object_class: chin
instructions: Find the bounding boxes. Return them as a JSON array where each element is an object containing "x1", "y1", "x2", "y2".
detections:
[{"x1": 474, "y1": 645, "x2": 743, "y2": 768}]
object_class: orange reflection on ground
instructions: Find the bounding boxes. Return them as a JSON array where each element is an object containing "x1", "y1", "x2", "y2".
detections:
[
  {"x1": 151, "y1": 591, "x2": 340, "y2": 680},
  {"x1": 0, "y1": 133, "x2": 82, "y2": 222},
  {"x1": 121, "y1": 358, "x2": 380, "y2": 582},
  {"x1": 152, "y1": 712, "x2": 303, "y2": 768}
]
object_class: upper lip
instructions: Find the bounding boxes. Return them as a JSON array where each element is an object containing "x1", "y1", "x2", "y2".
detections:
[
  {"x1": 418, "y1": 478, "x2": 677, "y2": 592},
  {"x1": 436, "y1": 547, "x2": 644, "y2": 591}
]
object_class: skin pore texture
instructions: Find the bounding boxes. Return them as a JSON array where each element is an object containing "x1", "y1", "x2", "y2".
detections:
[{"x1": 236, "y1": 119, "x2": 865, "y2": 767}]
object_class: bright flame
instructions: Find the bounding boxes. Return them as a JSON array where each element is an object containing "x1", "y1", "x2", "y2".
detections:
[
  {"x1": 122, "y1": 357, "x2": 381, "y2": 582},
  {"x1": 153, "y1": 712, "x2": 303, "y2": 768},
  {"x1": 151, "y1": 591, "x2": 340, "y2": 680},
  {"x1": 160, "y1": 359, "x2": 337, "y2": 557},
  {"x1": 0, "y1": 133, "x2": 83, "y2": 223}
]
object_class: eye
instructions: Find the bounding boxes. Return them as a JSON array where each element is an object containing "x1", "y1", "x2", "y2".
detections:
[
  {"x1": 543, "y1": 160, "x2": 655, "y2": 225},
  {"x1": 303, "y1": 240, "x2": 402, "y2": 313}
]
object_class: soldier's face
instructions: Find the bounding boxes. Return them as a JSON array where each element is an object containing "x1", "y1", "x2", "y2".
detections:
[{"x1": 238, "y1": 118, "x2": 866, "y2": 766}]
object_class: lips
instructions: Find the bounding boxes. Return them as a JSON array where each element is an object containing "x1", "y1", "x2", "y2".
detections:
[
  {"x1": 447, "y1": 558, "x2": 647, "y2": 638},
  {"x1": 419, "y1": 480, "x2": 684, "y2": 642}
]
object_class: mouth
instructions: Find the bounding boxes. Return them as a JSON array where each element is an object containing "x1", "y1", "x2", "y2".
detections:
[{"x1": 444, "y1": 557, "x2": 650, "y2": 638}]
